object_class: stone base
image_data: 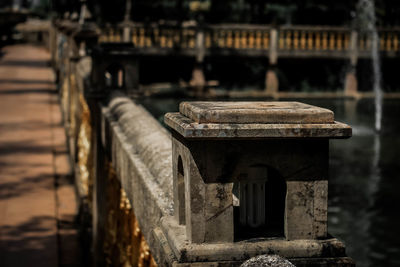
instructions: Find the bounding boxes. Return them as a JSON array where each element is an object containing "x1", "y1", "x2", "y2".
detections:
[
  {"x1": 290, "y1": 257, "x2": 355, "y2": 267},
  {"x1": 344, "y1": 72, "x2": 358, "y2": 98},
  {"x1": 265, "y1": 69, "x2": 279, "y2": 95},
  {"x1": 190, "y1": 65, "x2": 206, "y2": 88},
  {"x1": 152, "y1": 216, "x2": 354, "y2": 267},
  {"x1": 170, "y1": 257, "x2": 355, "y2": 267}
]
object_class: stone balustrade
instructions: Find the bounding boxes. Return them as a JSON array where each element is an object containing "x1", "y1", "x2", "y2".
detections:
[
  {"x1": 51, "y1": 20, "x2": 357, "y2": 266},
  {"x1": 50, "y1": 19, "x2": 400, "y2": 100},
  {"x1": 278, "y1": 27, "x2": 350, "y2": 52},
  {"x1": 99, "y1": 23, "x2": 400, "y2": 57}
]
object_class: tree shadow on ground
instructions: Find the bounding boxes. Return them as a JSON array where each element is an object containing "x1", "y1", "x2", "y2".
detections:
[
  {"x1": 0, "y1": 88, "x2": 56, "y2": 95},
  {"x1": 0, "y1": 79, "x2": 54, "y2": 85},
  {"x1": 0, "y1": 173, "x2": 54, "y2": 200},
  {"x1": 0, "y1": 140, "x2": 54, "y2": 156},
  {"x1": 0, "y1": 60, "x2": 50, "y2": 68},
  {"x1": 0, "y1": 215, "x2": 83, "y2": 267},
  {"x1": 0, "y1": 120, "x2": 55, "y2": 132},
  {"x1": 0, "y1": 79, "x2": 54, "y2": 84}
]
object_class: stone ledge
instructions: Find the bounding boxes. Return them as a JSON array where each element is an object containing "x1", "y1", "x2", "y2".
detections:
[
  {"x1": 165, "y1": 112, "x2": 352, "y2": 139},
  {"x1": 154, "y1": 216, "x2": 347, "y2": 264},
  {"x1": 289, "y1": 257, "x2": 355, "y2": 267},
  {"x1": 167, "y1": 257, "x2": 355, "y2": 267}
]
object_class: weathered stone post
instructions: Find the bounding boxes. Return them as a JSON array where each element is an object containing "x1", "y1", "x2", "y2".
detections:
[
  {"x1": 190, "y1": 25, "x2": 206, "y2": 90},
  {"x1": 71, "y1": 22, "x2": 100, "y2": 57},
  {"x1": 85, "y1": 47, "x2": 129, "y2": 267},
  {"x1": 65, "y1": 24, "x2": 99, "y2": 161},
  {"x1": 60, "y1": 22, "x2": 79, "y2": 140},
  {"x1": 266, "y1": 28, "x2": 279, "y2": 95},
  {"x1": 162, "y1": 101, "x2": 355, "y2": 266},
  {"x1": 50, "y1": 19, "x2": 59, "y2": 68},
  {"x1": 90, "y1": 47, "x2": 141, "y2": 98},
  {"x1": 122, "y1": 0, "x2": 133, "y2": 42},
  {"x1": 345, "y1": 30, "x2": 359, "y2": 97}
]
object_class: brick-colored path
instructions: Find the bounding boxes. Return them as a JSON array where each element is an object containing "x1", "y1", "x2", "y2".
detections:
[{"x1": 0, "y1": 45, "x2": 79, "y2": 267}]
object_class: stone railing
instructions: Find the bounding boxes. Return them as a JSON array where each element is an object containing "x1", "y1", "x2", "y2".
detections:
[
  {"x1": 278, "y1": 26, "x2": 350, "y2": 52},
  {"x1": 99, "y1": 23, "x2": 272, "y2": 50},
  {"x1": 359, "y1": 28, "x2": 400, "y2": 52},
  {"x1": 50, "y1": 21, "x2": 162, "y2": 265},
  {"x1": 15, "y1": 19, "x2": 51, "y2": 49},
  {"x1": 51, "y1": 20, "x2": 356, "y2": 267},
  {"x1": 100, "y1": 95, "x2": 172, "y2": 266},
  {"x1": 99, "y1": 23, "x2": 400, "y2": 56},
  {"x1": 203, "y1": 24, "x2": 272, "y2": 50},
  {"x1": 50, "y1": 19, "x2": 400, "y2": 100}
]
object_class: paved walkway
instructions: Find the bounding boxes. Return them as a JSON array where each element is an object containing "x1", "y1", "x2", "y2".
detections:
[{"x1": 0, "y1": 45, "x2": 80, "y2": 267}]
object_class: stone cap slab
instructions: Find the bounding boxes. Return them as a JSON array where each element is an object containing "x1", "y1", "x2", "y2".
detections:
[
  {"x1": 165, "y1": 101, "x2": 352, "y2": 139},
  {"x1": 180, "y1": 101, "x2": 334, "y2": 124}
]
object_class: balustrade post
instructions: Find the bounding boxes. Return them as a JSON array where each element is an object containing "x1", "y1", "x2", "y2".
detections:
[
  {"x1": 122, "y1": 0, "x2": 132, "y2": 43},
  {"x1": 61, "y1": 24, "x2": 82, "y2": 149},
  {"x1": 88, "y1": 59, "x2": 109, "y2": 267},
  {"x1": 50, "y1": 20, "x2": 59, "y2": 68},
  {"x1": 57, "y1": 18, "x2": 104, "y2": 266},
  {"x1": 344, "y1": 66, "x2": 358, "y2": 97},
  {"x1": 345, "y1": 30, "x2": 359, "y2": 97},
  {"x1": 269, "y1": 28, "x2": 278, "y2": 66},
  {"x1": 91, "y1": 99, "x2": 106, "y2": 267},
  {"x1": 266, "y1": 28, "x2": 279, "y2": 95},
  {"x1": 88, "y1": 48, "x2": 142, "y2": 265},
  {"x1": 122, "y1": 26, "x2": 131, "y2": 43},
  {"x1": 190, "y1": 26, "x2": 206, "y2": 90},
  {"x1": 161, "y1": 101, "x2": 354, "y2": 266},
  {"x1": 89, "y1": 48, "x2": 141, "y2": 98},
  {"x1": 68, "y1": 27, "x2": 110, "y2": 267}
]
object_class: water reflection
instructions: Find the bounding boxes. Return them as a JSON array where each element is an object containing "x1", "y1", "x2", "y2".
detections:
[
  {"x1": 327, "y1": 99, "x2": 400, "y2": 267},
  {"x1": 139, "y1": 97, "x2": 400, "y2": 267}
]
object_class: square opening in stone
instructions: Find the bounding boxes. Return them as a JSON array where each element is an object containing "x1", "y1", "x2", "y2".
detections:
[{"x1": 233, "y1": 166, "x2": 286, "y2": 241}]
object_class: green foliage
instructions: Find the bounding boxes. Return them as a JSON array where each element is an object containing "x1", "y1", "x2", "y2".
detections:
[
  {"x1": 51, "y1": 0, "x2": 400, "y2": 26},
  {"x1": 31, "y1": 0, "x2": 50, "y2": 18}
]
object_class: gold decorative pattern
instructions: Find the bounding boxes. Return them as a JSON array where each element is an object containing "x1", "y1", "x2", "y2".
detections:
[
  {"x1": 104, "y1": 161, "x2": 157, "y2": 267},
  {"x1": 98, "y1": 26, "x2": 400, "y2": 53},
  {"x1": 69, "y1": 73, "x2": 77, "y2": 138},
  {"x1": 77, "y1": 94, "x2": 93, "y2": 204},
  {"x1": 61, "y1": 76, "x2": 69, "y2": 118}
]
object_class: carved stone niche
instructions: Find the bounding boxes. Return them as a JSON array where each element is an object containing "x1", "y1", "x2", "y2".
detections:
[{"x1": 159, "y1": 101, "x2": 355, "y2": 267}]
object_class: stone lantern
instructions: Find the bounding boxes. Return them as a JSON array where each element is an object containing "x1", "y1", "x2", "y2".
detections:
[{"x1": 160, "y1": 101, "x2": 354, "y2": 266}]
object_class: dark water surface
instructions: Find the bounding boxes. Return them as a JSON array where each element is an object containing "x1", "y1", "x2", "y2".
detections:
[{"x1": 140, "y1": 97, "x2": 400, "y2": 267}]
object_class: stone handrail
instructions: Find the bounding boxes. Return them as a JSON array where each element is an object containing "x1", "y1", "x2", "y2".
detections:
[
  {"x1": 100, "y1": 94, "x2": 174, "y2": 259},
  {"x1": 104, "y1": 94, "x2": 173, "y2": 218}
]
